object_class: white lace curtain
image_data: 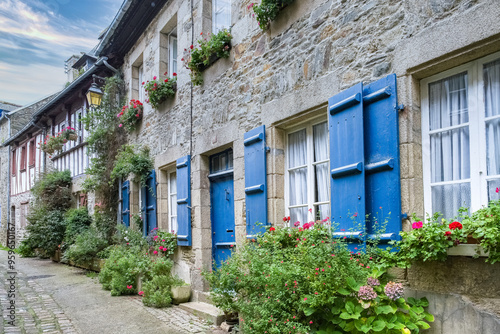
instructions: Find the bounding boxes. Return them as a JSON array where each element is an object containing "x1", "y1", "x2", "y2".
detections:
[
  {"x1": 484, "y1": 59, "x2": 500, "y2": 201},
  {"x1": 429, "y1": 72, "x2": 471, "y2": 218},
  {"x1": 288, "y1": 122, "x2": 330, "y2": 225}
]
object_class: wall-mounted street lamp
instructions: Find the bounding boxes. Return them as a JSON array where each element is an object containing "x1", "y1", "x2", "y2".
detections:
[{"x1": 86, "y1": 75, "x2": 105, "y2": 107}]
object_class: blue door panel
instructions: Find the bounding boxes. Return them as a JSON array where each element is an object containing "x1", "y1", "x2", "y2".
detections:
[
  {"x1": 211, "y1": 173, "x2": 235, "y2": 268},
  {"x1": 363, "y1": 74, "x2": 401, "y2": 243},
  {"x1": 121, "y1": 181, "x2": 130, "y2": 227},
  {"x1": 244, "y1": 125, "x2": 268, "y2": 237},
  {"x1": 329, "y1": 82, "x2": 365, "y2": 242}
]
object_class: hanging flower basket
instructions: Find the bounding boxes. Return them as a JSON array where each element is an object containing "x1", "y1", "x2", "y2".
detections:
[
  {"x1": 62, "y1": 127, "x2": 78, "y2": 141},
  {"x1": 117, "y1": 99, "x2": 144, "y2": 132}
]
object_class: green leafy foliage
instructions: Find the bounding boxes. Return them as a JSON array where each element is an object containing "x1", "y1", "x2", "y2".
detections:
[
  {"x1": 63, "y1": 207, "x2": 93, "y2": 250},
  {"x1": 143, "y1": 73, "x2": 177, "y2": 109},
  {"x1": 117, "y1": 99, "x2": 143, "y2": 132},
  {"x1": 31, "y1": 170, "x2": 72, "y2": 210},
  {"x1": 380, "y1": 200, "x2": 500, "y2": 266},
  {"x1": 184, "y1": 29, "x2": 232, "y2": 85},
  {"x1": 19, "y1": 207, "x2": 66, "y2": 258},
  {"x1": 142, "y1": 260, "x2": 182, "y2": 308},
  {"x1": 203, "y1": 223, "x2": 433, "y2": 333},
  {"x1": 64, "y1": 226, "x2": 109, "y2": 265},
  {"x1": 146, "y1": 228, "x2": 177, "y2": 258},
  {"x1": 82, "y1": 75, "x2": 126, "y2": 237},
  {"x1": 110, "y1": 144, "x2": 154, "y2": 187},
  {"x1": 250, "y1": 0, "x2": 295, "y2": 30}
]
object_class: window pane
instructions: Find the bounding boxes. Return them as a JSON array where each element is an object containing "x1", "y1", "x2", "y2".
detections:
[
  {"x1": 314, "y1": 162, "x2": 329, "y2": 202},
  {"x1": 484, "y1": 58, "x2": 500, "y2": 118},
  {"x1": 213, "y1": 0, "x2": 231, "y2": 33},
  {"x1": 288, "y1": 129, "x2": 306, "y2": 168},
  {"x1": 315, "y1": 204, "x2": 330, "y2": 221},
  {"x1": 170, "y1": 172, "x2": 177, "y2": 193},
  {"x1": 431, "y1": 182, "x2": 471, "y2": 218},
  {"x1": 430, "y1": 127, "x2": 470, "y2": 182},
  {"x1": 429, "y1": 72, "x2": 468, "y2": 131},
  {"x1": 290, "y1": 206, "x2": 308, "y2": 226},
  {"x1": 486, "y1": 118, "x2": 500, "y2": 176},
  {"x1": 313, "y1": 122, "x2": 328, "y2": 162},
  {"x1": 487, "y1": 179, "x2": 500, "y2": 202},
  {"x1": 289, "y1": 168, "x2": 307, "y2": 206}
]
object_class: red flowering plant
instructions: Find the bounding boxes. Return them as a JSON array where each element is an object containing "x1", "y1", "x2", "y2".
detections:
[
  {"x1": 39, "y1": 132, "x2": 67, "y2": 154},
  {"x1": 146, "y1": 228, "x2": 177, "y2": 258},
  {"x1": 203, "y1": 221, "x2": 433, "y2": 333},
  {"x1": 61, "y1": 126, "x2": 78, "y2": 141},
  {"x1": 143, "y1": 72, "x2": 177, "y2": 109},
  {"x1": 117, "y1": 99, "x2": 143, "y2": 132},
  {"x1": 183, "y1": 29, "x2": 232, "y2": 86},
  {"x1": 382, "y1": 200, "x2": 500, "y2": 266}
]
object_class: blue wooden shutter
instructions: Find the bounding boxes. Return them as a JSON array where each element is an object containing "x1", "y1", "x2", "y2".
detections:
[
  {"x1": 176, "y1": 155, "x2": 192, "y2": 246},
  {"x1": 146, "y1": 169, "x2": 158, "y2": 233},
  {"x1": 244, "y1": 125, "x2": 268, "y2": 237},
  {"x1": 329, "y1": 82, "x2": 365, "y2": 243},
  {"x1": 363, "y1": 74, "x2": 401, "y2": 244},
  {"x1": 141, "y1": 181, "x2": 147, "y2": 235},
  {"x1": 121, "y1": 181, "x2": 130, "y2": 227},
  {"x1": 328, "y1": 74, "x2": 402, "y2": 247}
]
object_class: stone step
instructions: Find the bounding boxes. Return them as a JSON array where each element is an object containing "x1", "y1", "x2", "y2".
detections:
[
  {"x1": 178, "y1": 302, "x2": 225, "y2": 326},
  {"x1": 193, "y1": 290, "x2": 213, "y2": 305}
]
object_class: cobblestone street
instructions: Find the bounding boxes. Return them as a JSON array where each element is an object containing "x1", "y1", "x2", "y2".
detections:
[{"x1": 0, "y1": 251, "x2": 218, "y2": 334}]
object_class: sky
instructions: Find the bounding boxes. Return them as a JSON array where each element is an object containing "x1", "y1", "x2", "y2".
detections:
[{"x1": 0, "y1": 0, "x2": 123, "y2": 106}]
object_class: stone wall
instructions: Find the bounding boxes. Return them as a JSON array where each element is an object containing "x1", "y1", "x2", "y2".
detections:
[{"x1": 115, "y1": 0, "x2": 500, "y2": 297}]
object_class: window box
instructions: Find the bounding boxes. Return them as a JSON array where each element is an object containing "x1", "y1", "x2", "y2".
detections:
[
  {"x1": 194, "y1": 42, "x2": 231, "y2": 72},
  {"x1": 447, "y1": 244, "x2": 489, "y2": 257}
]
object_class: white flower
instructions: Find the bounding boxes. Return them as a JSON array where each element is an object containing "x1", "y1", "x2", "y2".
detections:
[{"x1": 124, "y1": 237, "x2": 129, "y2": 241}]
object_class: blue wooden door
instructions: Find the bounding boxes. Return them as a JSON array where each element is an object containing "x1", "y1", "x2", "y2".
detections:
[
  {"x1": 142, "y1": 170, "x2": 157, "y2": 236},
  {"x1": 121, "y1": 181, "x2": 130, "y2": 227},
  {"x1": 209, "y1": 149, "x2": 235, "y2": 268}
]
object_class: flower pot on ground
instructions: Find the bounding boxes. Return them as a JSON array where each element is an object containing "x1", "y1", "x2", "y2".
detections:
[{"x1": 171, "y1": 284, "x2": 191, "y2": 304}]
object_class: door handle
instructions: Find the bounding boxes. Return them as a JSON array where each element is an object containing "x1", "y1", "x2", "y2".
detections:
[{"x1": 225, "y1": 189, "x2": 230, "y2": 201}]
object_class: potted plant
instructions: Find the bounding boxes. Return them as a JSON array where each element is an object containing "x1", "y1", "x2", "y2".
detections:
[
  {"x1": 171, "y1": 284, "x2": 191, "y2": 304},
  {"x1": 183, "y1": 29, "x2": 232, "y2": 86},
  {"x1": 117, "y1": 99, "x2": 144, "y2": 132},
  {"x1": 143, "y1": 72, "x2": 177, "y2": 109},
  {"x1": 249, "y1": 0, "x2": 296, "y2": 30},
  {"x1": 62, "y1": 127, "x2": 78, "y2": 141}
]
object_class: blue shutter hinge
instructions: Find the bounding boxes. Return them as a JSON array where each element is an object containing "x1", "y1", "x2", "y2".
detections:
[
  {"x1": 401, "y1": 212, "x2": 408, "y2": 220},
  {"x1": 265, "y1": 146, "x2": 270, "y2": 152},
  {"x1": 397, "y1": 104, "x2": 405, "y2": 112}
]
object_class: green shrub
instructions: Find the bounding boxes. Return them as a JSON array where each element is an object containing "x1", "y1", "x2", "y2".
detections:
[
  {"x1": 141, "y1": 259, "x2": 181, "y2": 308},
  {"x1": 19, "y1": 207, "x2": 66, "y2": 258},
  {"x1": 99, "y1": 245, "x2": 151, "y2": 296},
  {"x1": 146, "y1": 228, "x2": 177, "y2": 258},
  {"x1": 63, "y1": 208, "x2": 93, "y2": 249},
  {"x1": 110, "y1": 145, "x2": 154, "y2": 187},
  {"x1": 17, "y1": 242, "x2": 36, "y2": 257},
  {"x1": 204, "y1": 223, "x2": 433, "y2": 333},
  {"x1": 31, "y1": 170, "x2": 72, "y2": 210},
  {"x1": 114, "y1": 224, "x2": 148, "y2": 250},
  {"x1": 64, "y1": 226, "x2": 109, "y2": 265}
]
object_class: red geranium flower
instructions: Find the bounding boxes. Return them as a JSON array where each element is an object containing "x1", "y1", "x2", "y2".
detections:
[
  {"x1": 269, "y1": 227, "x2": 276, "y2": 232},
  {"x1": 449, "y1": 221, "x2": 463, "y2": 230},
  {"x1": 445, "y1": 231, "x2": 452, "y2": 236}
]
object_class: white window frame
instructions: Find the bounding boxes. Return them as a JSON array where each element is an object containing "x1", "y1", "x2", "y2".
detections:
[
  {"x1": 168, "y1": 31, "x2": 177, "y2": 76},
  {"x1": 167, "y1": 169, "x2": 178, "y2": 234},
  {"x1": 421, "y1": 51, "x2": 500, "y2": 216},
  {"x1": 138, "y1": 64, "x2": 144, "y2": 102},
  {"x1": 212, "y1": 0, "x2": 231, "y2": 33},
  {"x1": 284, "y1": 117, "x2": 330, "y2": 226}
]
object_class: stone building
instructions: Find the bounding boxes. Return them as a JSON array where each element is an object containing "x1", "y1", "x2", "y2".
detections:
[
  {"x1": 1, "y1": 56, "x2": 116, "y2": 245},
  {"x1": 90, "y1": 0, "x2": 500, "y2": 331},
  {"x1": 0, "y1": 96, "x2": 55, "y2": 245}
]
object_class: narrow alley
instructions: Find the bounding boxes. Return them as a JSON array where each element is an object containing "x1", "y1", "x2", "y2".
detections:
[{"x1": 0, "y1": 251, "x2": 217, "y2": 334}]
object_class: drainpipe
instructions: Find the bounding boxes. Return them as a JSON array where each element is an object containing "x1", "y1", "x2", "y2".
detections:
[{"x1": 190, "y1": 0, "x2": 194, "y2": 158}]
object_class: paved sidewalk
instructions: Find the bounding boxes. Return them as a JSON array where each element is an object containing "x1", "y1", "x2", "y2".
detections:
[{"x1": 0, "y1": 250, "x2": 218, "y2": 333}]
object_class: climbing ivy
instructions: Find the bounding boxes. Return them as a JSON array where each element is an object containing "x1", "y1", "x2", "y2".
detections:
[
  {"x1": 82, "y1": 75, "x2": 126, "y2": 238},
  {"x1": 111, "y1": 145, "x2": 154, "y2": 187}
]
